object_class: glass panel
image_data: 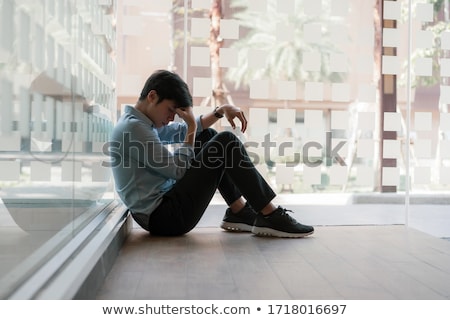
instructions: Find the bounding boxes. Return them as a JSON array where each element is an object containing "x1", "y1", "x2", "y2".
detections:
[
  {"x1": 119, "y1": 0, "x2": 447, "y2": 239},
  {"x1": 178, "y1": 0, "x2": 442, "y2": 236},
  {"x1": 0, "y1": 0, "x2": 117, "y2": 297},
  {"x1": 182, "y1": 0, "x2": 407, "y2": 222},
  {"x1": 407, "y1": 0, "x2": 450, "y2": 238}
]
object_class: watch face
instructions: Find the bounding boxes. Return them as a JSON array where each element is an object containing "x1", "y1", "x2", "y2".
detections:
[{"x1": 214, "y1": 108, "x2": 223, "y2": 118}]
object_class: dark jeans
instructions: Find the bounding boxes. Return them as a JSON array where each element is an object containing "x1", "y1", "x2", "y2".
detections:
[{"x1": 148, "y1": 129, "x2": 276, "y2": 236}]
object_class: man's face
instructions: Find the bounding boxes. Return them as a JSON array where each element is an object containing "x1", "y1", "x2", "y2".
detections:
[{"x1": 153, "y1": 99, "x2": 177, "y2": 128}]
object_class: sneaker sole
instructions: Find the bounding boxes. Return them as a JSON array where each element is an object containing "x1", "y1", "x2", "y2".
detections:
[
  {"x1": 220, "y1": 221, "x2": 253, "y2": 232},
  {"x1": 251, "y1": 226, "x2": 314, "y2": 238}
]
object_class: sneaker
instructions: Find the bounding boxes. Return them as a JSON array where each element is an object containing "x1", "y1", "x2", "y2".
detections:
[
  {"x1": 220, "y1": 202, "x2": 256, "y2": 232},
  {"x1": 251, "y1": 206, "x2": 314, "y2": 238}
]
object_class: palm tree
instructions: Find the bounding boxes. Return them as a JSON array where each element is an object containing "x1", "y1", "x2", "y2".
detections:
[
  {"x1": 170, "y1": 0, "x2": 234, "y2": 108},
  {"x1": 374, "y1": 0, "x2": 383, "y2": 192},
  {"x1": 209, "y1": 0, "x2": 228, "y2": 107},
  {"x1": 225, "y1": 0, "x2": 343, "y2": 89}
]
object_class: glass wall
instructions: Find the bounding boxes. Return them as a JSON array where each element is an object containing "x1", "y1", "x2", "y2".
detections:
[
  {"x1": 0, "y1": 0, "x2": 117, "y2": 297},
  {"x1": 116, "y1": 0, "x2": 449, "y2": 236},
  {"x1": 178, "y1": 0, "x2": 449, "y2": 234},
  {"x1": 179, "y1": 0, "x2": 437, "y2": 189}
]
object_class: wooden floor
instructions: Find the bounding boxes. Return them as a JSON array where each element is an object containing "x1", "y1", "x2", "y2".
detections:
[{"x1": 96, "y1": 225, "x2": 450, "y2": 300}]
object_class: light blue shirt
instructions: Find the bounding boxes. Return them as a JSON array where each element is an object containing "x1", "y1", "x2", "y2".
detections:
[{"x1": 110, "y1": 105, "x2": 203, "y2": 227}]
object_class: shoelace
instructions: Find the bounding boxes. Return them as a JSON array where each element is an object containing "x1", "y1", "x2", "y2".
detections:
[
  {"x1": 279, "y1": 207, "x2": 292, "y2": 214},
  {"x1": 277, "y1": 207, "x2": 297, "y2": 222}
]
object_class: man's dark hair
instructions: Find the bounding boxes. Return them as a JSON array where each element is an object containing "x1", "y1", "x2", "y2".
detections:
[{"x1": 139, "y1": 70, "x2": 193, "y2": 108}]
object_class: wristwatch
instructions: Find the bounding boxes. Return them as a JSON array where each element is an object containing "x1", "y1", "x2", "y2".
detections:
[{"x1": 214, "y1": 106, "x2": 224, "y2": 118}]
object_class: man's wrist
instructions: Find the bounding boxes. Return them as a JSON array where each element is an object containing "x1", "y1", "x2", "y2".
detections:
[{"x1": 214, "y1": 106, "x2": 224, "y2": 118}]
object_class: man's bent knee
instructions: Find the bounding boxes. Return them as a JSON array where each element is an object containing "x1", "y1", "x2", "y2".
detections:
[{"x1": 215, "y1": 131, "x2": 239, "y2": 144}]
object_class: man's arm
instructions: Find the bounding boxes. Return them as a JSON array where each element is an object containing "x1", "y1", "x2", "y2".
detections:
[
  {"x1": 175, "y1": 107, "x2": 197, "y2": 146},
  {"x1": 125, "y1": 122, "x2": 195, "y2": 180}
]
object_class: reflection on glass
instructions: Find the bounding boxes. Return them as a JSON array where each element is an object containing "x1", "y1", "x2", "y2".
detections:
[{"x1": 0, "y1": 0, "x2": 116, "y2": 296}]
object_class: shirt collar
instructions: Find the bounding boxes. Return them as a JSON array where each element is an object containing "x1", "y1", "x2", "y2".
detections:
[{"x1": 124, "y1": 105, "x2": 155, "y2": 128}]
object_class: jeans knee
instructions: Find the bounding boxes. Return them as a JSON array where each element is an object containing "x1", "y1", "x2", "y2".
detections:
[{"x1": 216, "y1": 130, "x2": 238, "y2": 143}]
